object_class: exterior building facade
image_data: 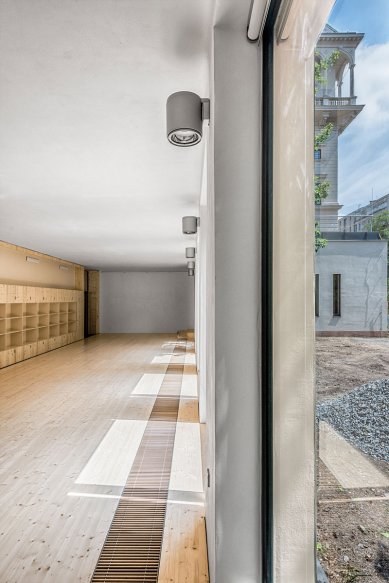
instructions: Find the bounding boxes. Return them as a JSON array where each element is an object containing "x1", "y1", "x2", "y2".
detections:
[
  {"x1": 315, "y1": 26, "x2": 388, "y2": 336},
  {"x1": 316, "y1": 233, "x2": 388, "y2": 336},
  {"x1": 339, "y1": 193, "x2": 389, "y2": 232},
  {"x1": 315, "y1": 24, "x2": 364, "y2": 231}
]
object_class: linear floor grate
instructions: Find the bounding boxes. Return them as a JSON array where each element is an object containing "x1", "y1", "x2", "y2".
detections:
[{"x1": 91, "y1": 342, "x2": 186, "y2": 583}]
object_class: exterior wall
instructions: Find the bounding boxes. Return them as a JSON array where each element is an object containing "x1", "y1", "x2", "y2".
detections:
[
  {"x1": 315, "y1": 123, "x2": 341, "y2": 231},
  {"x1": 339, "y1": 193, "x2": 389, "y2": 232},
  {"x1": 315, "y1": 28, "x2": 364, "y2": 232},
  {"x1": 100, "y1": 271, "x2": 194, "y2": 333},
  {"x1": 316, "y1": 240, "x2": 388, "y2": 333},
  {"x1": 315, "y1": 123, "x2": 339, "y2": 204}
]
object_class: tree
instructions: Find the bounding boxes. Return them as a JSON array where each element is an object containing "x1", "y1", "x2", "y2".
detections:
[{"x1": 371, "y1": 211, "x2": 389, "y2": 241}]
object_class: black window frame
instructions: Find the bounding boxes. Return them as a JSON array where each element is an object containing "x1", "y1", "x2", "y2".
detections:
[
  {"x1": 333, "y1": 274, "x2": 341, "y2": 317},
  {"x1": 315, "y1": 274, "x2": 320, "y2": 317}
]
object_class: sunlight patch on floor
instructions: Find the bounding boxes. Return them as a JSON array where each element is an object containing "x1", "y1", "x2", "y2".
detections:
[
  {"x1": 184, "y1": 353, "x2": 196, "y2": 366},
  {"x1": 76, "y1": 419, "x2": 147, "y2": 487},
  {"x1": 132, "y1": 373, "x2": 165, "y2": 395},
  {"x1": 181, "y1": 374, "x2": 198, "y2": 398},
  {"x1": 169, "y1": 422, "x2": 203, "y2": 493}
]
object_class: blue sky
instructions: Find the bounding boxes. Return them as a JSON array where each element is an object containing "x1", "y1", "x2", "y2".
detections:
[
  {"x1": 330, "y1": 0, "x2": 389, "y2": 45},
  {"x1": 326, "y1": 0, "x2": 389, "y2": 213}
]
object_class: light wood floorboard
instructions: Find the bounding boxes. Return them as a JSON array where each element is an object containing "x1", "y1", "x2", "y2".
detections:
[{"x1": 0, "y1": 334, "x2": 208, "y2": 583}]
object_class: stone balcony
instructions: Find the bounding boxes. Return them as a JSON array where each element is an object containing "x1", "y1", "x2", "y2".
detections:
[
  {"x1": 315, "y1": 96, "x2": 357, "y2": 106},
  {"x1": 315, "y1": 96, "x2": 364, "y2": 135}
]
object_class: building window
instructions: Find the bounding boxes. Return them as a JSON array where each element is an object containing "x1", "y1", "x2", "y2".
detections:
[
  {"x1": 333, "y1": 274, "x2": 341, "y2": 316},
  {"x1": 315, "y1": 274, "x2": 319, "y2": 316},
  {"x1": 314, "y1": 149, "x2": 321, "y2": 160}
]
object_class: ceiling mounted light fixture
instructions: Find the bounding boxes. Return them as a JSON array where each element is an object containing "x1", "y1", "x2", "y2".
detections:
[
  {"x1": 182, "y1": 216, "x2": 199, "y2": 235},
  {"x1": 187, "y1": 261, "x2": 195, "y2": 276},
  {"x1": 167, "y1": 92, "x2": 210, "y2": 147},
  {"x1": 185, "y1": 247, "x2": 196, "y2": 259}
]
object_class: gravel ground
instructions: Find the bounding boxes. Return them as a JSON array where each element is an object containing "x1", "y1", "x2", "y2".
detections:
[
  {"x1": 316, "y1": 338, "x2": 389, "y2": 582},
  {"x1": 317, "y1": 379, "x2": 389, "y2": 462},
  {"x1": 316, "y1": 337, "x2": 389, "y2": 401}
]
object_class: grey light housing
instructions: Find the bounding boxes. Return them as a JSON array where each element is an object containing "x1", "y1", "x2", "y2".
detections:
[
  {"x1": 185, "y1": 247, "x2": 196, "y2": 259},
  {"x1": 167, "y1": 92, "x2": 210, "y2": 147},
  {"x1": 182, "y1": 216, "x2": 198, "y2": 235},
  {"x1": 187, "y1": 261, "x2": 195, "y2": 276}
]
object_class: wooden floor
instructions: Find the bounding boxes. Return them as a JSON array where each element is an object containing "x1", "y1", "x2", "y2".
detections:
[{"x1": 0, "y1": 334, "x2": 208, "y2": 583}]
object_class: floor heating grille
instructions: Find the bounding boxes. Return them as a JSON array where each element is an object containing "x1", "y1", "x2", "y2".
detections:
[{"x1": 91, "y1": 342, "x2": 185, "y2": 583}]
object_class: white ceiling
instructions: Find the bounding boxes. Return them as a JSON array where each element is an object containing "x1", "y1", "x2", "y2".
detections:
[{"x1": 0, "y1": 0, "x2": 212, "y2": 270}]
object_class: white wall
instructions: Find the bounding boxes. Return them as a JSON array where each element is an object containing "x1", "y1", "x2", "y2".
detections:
[
  {"x1": 273, "y1": 1, "x2": 334, "y2": 581},
  {"x1": 316, "y1": 240, "x2": 388, "y2": 333},
  {"x1": 202, "y1": 2, "x2": 263, "y2": 580},
  {"x1": 100, "y1": 272, "x2": 194, "y2": 333}
]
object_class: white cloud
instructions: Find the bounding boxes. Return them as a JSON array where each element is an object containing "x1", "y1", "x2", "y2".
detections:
[
  {"x1": 356, "y1": 41, "x2": 389, "y2": 127},
  {"x1": 338, "y1": 41, "x2": 389, "y2": 210}
]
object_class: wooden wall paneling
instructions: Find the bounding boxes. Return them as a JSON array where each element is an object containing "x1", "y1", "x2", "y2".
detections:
[
  {"x1": 0, "y1": 241, "x2": 84, "y2": 290},
  {"x1": 87, "y1": 271, "x2": 100, "y2": 335},
  {"x1": 0, "y1": 284, "x2": 85, "y2": 369},
  {"x1": 75, "y1": 266, "x2": 85, "y2": 292},
  {"x1": 0, "y1": 240, "x2": 76, "y2": 267}
]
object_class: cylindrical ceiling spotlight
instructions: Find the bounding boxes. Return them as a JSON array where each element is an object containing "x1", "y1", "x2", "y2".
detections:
[
  {"x1": 187, "y1": 261, "x2": 195, "y2": 276},
  {"x1": 166, "y1": 92, "x2": 210, "y2": 147},
  {"x1": 185, "y1": 247, "x2": 196, "y2": 259},
  {"x1": 182, "y1": 216, "x2": 199, "y2": 235}
]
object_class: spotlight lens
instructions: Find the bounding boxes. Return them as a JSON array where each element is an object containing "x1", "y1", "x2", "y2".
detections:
[{"x1": 168, "y1": 129, "x2": 201, "y2": 147}]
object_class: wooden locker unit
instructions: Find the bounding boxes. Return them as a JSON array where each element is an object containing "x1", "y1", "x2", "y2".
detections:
[{"x1": 0, "y1": 284, "x2": 84, "y2": 369}]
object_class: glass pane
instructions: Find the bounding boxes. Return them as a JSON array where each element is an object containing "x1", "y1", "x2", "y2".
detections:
[{"x1": 315, "y1": 3, "x2": 389, "y2": 582}]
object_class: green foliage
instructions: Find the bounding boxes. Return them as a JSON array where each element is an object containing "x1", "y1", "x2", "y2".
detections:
[
  {"x1": 371, "y1": 211, "x2": 389, "y2": 241},
  {"x1": 314, "y1": 50, "x2": 340, "y2": 93},
  {"x1": 381, "y1": 531, "x2": 389, "y2": 538},
  {"x1": 315, "y1": 222, "x2": 327, "y2": 253},
  {"x1": 315, "y1": 123, "x2": 333, "y2": 150},
  {"x1": 313, "y1": 50, "x2": 339, "y2": 252},
  {"x1": 315, "y1": 178, "x2": 330, "y2": 206},
  {"x1": 316, "y1": 542, "x2": 324, "y2": 553}
]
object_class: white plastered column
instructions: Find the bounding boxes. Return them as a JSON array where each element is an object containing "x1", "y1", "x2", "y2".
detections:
[{"x1": 273, "y1": 1, "x2": 334, "y2": 581}]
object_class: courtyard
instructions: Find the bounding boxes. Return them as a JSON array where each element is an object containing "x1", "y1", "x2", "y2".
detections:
[{"x1": 316, "y1": 337, "x2": 389, "y2": 582}]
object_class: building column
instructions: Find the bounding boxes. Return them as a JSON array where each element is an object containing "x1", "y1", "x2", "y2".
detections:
[
  {"x1": 272, "y1": 0, "x2": 334, "y2": 581},
  {"x1": 207, "y1": 5, "x2": 262, "y2": 581},
  {"x1": 350, "y1": 63, "x2": 355, "y2": 97}
]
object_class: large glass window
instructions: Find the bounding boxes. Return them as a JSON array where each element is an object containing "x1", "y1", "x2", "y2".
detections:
[{"x1": 315, "y1": 3, "x2": 389, "y2": 581}]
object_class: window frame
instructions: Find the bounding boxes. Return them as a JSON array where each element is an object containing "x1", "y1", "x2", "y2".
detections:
[{"x1": 333, "y1": 273, "x2": 341, "y2": 317}]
